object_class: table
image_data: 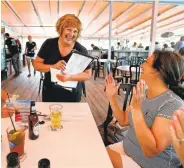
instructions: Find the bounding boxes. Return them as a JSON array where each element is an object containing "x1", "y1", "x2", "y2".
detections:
[
  {"x1": 94, "y1": 59, "x2": 116, "y2": 77},
  {"x1": 2, "y1": 103, "x2": 113, "y2": 168},
  {"x1": 117, "y1": 65, "x2": 142, "y2": 72}
]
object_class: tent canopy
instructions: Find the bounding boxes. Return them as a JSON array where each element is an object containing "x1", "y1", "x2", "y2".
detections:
[{"x1": 1, "y1": 0, "x2": 184, "y2": 39}]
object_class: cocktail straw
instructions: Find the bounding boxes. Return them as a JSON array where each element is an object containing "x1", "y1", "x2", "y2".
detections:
[{"x1": 7, "y1": 93, "x2": 17, "y2": 132}]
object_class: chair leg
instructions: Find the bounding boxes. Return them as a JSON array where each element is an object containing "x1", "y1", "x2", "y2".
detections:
[
  {"x1": 82, "y1": 82, "x2": 86, "y2": 97},
  {"x1": 38, "y1": 79, "x2": 42, "y2": 94}
]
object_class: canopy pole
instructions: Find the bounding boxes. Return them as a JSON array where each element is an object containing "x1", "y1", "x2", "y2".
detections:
[
  {"x1": 105, "y1": 1, "x2": 113, "y2": 76},
  {"x1": 108, "y1": 1, "x2": 112, "y2": 60},
  {"x1": 149, "y1": 0, "x2": 158, "y2": 56}
]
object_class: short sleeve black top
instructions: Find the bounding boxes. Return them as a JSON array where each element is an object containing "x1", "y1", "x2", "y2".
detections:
[
  {"x1": 37, "y1": 37, "x2": 91, "y2": 92},
  {"x1": 5, "y1": 37, "x2": 19, "y2": 55},
  {"x1": 26, "y1": 41, "x2": 36, "y2": 54}
]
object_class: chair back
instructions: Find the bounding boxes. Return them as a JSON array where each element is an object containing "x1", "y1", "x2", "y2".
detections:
[
  {"x1": 129, "y1": 64, "x2": 141, "y2": 84},
  {"x1": 103, "y1": 83, "x2": 135, "y2": 146},
  {"x1": 130, "y1": 56, "x2": 144, "y2": 65}
]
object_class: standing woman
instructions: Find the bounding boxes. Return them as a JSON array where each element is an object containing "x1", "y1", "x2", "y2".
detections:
[
  {"x1": 33, "y1": 14, "x2": 91, "y2": 102},
  {"x1": 25, "y1": 35, "x2": 37, "y2": 77}
]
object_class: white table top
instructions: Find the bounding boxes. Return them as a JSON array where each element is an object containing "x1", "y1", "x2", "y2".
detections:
[
  {"x1": 2, "y1": 102, "x2": 113, "y2": 168},
  {"x1": 117, "y1": 65, "x2": 142, "y2": 72},
  {"x1": 94, "y1": 59, "x2": 116, "y2": 63}
]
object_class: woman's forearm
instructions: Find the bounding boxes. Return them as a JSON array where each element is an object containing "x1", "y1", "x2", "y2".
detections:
[
  {"x1": 109, "y1": 96, "x2": 126, "y2": 126},
  {"x1": 33, "y1": 61, "x2": 52, "y2": 72},
  {"x1": 132, "y1": 113, "x2": 159, "y2": 157}
]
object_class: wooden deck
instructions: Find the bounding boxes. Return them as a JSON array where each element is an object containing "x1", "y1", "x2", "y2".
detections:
[{"x1": 1, "y1": 67, "x2": 123, "y2": 126}]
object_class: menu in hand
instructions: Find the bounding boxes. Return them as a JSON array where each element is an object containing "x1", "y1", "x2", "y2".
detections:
[{"x1": 51, "y1": 50, "x2": 94, "y2": 88}]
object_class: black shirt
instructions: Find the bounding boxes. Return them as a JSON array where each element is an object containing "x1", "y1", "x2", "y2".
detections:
[
  {"x1": 37, "y1": 37, "x2": 91, "y2": 102},
  {"x1": 26, "y1": 41, "x2": 36, "y2": 56},
  {"x1": 5, "y1": 37, "x2": 19, "y2": 56}
]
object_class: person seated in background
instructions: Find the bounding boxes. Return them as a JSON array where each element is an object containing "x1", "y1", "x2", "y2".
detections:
[
  {"x1": 171, "y1": 42, "x2": 175, "y2": 49},
  {"x1": 138, "y1": 43, "x2": 144, "y2": 48},
  {"x1": 1, "y1": 90, "x2": 15, "y2": 118},
  {"x1": 155, "y1": 41, "x2": 162, "y2": 51},
  {"x1": 170, "y1": 108, "x2": 184, "y2": 167},
  {"x1": 91, "y1": 44, "x2": 100, "y2": 50},
  {"x1": 163, "y1": 43, "x2": 174, "y2": 51},
  {"x1": 105, "y1": 51, "x2": 184, "y2": 168},
  {"x1": 175, "y1": 36, "x2": 184, "y2": 53},
  {"x1": 179, "y1": 47, "x2": 184, "y2": 56},
  {"x1": 131, "y1": 42, "x2": 137, "y2": 50},
  {"x1": 116, "y1": 42, "x2": 121, "y2": 50}
]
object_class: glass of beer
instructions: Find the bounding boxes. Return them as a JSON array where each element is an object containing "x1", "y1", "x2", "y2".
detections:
[
  {"x1": 49, "y1": 104, "x2": 63, "y2": 130},
  {"x1": 7, "y1": 125, "x2": 26, "y2": 158}
]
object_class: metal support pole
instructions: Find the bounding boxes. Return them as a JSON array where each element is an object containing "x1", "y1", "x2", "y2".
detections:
[
  {"x1": 108, "y1": 1, "x2": 112, "y2": 60},
  {"x1": 105, "y1": 1, "x2": 113, "y2": 77},
  {"x1": 149, "y1": 0, "x2": 158, "y2": 56}
]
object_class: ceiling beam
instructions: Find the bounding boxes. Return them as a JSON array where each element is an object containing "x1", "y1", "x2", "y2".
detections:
[
  {"x1": 49, "y1": 0, "x2": 51, "y2": 16},
  {"x1": 9, "y1": 26, "x2": 55, "y2": 27},
  {"x1": 77, "y1": 0, "x2": 86, "y2": 17},
  {"x1": 124, "y1": 19, "x2": 184, "y2": 39},
  {"x1": 135, "y1": 23, "x2": 184, "y2": 39},
  {"x1": 119, "y1": 7, "x2": 183, "y2": 37},
  {"x1": 104, "y1": 0, "x2": 184, "y2": 5},
  {"x1": 83, "y1": 2, "x2": 109, "y2": 32},
  {"x1": 57, "y1": 0, "x2": 60, "y2": 19},
  {"x1": 101, "y1": 4, "x2": 176, "y2": 38},
  {"x1": 1, "y1": 20, "x2": 19, "y2": 34},
  {"x1": 91, "y1": 3, "x2": 136, "y2": 37},
  {"x1": 31, "y1": 0, "x2": 43, "y2": 26},
  {"x1": 100, "y1": 4, "x2": 153, "y2": 38},
  {"x1": 31, "y1": 0, "x2": 46, "y2": 36},
  {"x1": 2, "y1": 1, "x2": 26, "y2": 27}
]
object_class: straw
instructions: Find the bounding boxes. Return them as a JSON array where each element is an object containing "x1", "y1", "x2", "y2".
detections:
[{"x1": 7, "y1": 93, "x2": 17, "y2": 133}]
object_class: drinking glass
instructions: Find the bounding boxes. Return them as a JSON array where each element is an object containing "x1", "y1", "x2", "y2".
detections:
[
  {"x1": 49, "y1": 104, "x2": 63, "y2": 131},
  {"x1": 7, "y1": 125, "x2": 26, "y2": 158}
]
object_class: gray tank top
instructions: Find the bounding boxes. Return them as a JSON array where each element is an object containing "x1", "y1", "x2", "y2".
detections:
[{"x1": 123, "y1": 90, "x2": 184, "y2": 168}]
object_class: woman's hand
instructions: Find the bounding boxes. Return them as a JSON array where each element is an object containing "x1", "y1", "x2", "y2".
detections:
[
  {"x1": 130, "y1": 80, "x2": 146, "y2": 118},
  {"x1": 52, "y1": 60, "x2": 66, "y2": 71},
  {"x1": 56, "y1": 72, "x2": 70, "y2": 82},
  {"x1": 1, "y1": 106, "x2": 15, "y2": 118},
  {"x1": 105, "y1": 75, "x2": 120, "y2": 101},
  {"x1": 170, "y1": 108, "x2": 184, "y2": 166}
]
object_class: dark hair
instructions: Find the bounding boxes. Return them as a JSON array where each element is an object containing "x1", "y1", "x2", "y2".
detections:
[
  {"x1": 179, "y1": 47, "x2": 184, "y2": 56},
  {"x1": 153, "y1": 51, "x2": 184, "y2": 99},
  {"x1": 5, "y1": 33, "x2": 10, "y2": 37}
]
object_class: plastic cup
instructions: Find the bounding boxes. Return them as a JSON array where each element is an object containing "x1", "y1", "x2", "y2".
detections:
[{"x1": 7, "y1": 125, "x2": 26, "y2": 158}]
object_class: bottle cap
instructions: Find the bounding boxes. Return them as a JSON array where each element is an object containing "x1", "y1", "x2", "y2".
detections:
[
  {"x1": 38, "y1": 158, "x2": 50, "y2": 168},
  {"x1": 7, "y1": 152, "x2": 19, "y2": 167},
  {"x1": 30, "y1": 101, "x2": 35, "y2": 106}
]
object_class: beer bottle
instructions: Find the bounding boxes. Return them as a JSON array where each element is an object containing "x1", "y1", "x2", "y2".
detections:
[
  {"x1": 38, "y1": 158, "x2": 50, "y2": 168},
  {"x1": 29, "y1": 101, "x2": 39, "y2": 140},
  {"x1": 7, "y1": 152, "x2": 20, "y2": 168}
]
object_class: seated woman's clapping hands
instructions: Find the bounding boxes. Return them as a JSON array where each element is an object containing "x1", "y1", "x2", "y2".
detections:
[{"x1": 170, "y1": 108, "x2": 184, "y2": 166}]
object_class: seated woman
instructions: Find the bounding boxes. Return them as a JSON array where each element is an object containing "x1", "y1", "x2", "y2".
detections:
[{"x1": 105, "y1": 51, "x2": 184, "y2": 168}]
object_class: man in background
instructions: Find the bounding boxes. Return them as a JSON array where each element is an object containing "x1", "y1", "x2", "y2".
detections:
[
  {"x1": 5, "y1": 33, "x2": 20, "y2": 76},
  {"x1": 91, "y1": 44, "x2": 100, "y2": 50}
]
